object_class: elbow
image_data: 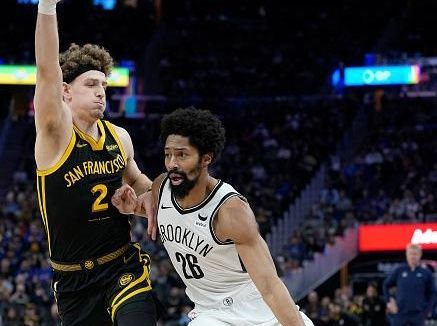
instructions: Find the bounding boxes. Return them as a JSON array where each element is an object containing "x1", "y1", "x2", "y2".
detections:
[
  {"x1": 258, "y1": 286, "x2": 273, "y2": 299},
  {"x1": 257, "y1": 278, "x2": 279, "y2": 301}
]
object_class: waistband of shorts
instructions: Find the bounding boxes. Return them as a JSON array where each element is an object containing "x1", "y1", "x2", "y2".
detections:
[{"x1": 50, "y1": 243, "x2": 130, "y2": 272}]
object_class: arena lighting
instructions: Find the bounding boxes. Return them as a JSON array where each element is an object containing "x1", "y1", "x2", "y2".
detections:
[
  {"x1": 331, "y1": 65, "x2": 420, "y2": 87},
  {"x1": 0, "y1": 65, "x2": 129, "y2": 87},
  {"x1": 359, "y1": 223, "x2": 437, "y2": 252},
  {"x1": 17, "y1": 0, "x2": 116, "y2": 10},
  {"x1": 93, "y1": 0, "x2": 116, "y2": 10},
  {"x1": 16, "y1": 0, "x2": 38, "y2": 3}
]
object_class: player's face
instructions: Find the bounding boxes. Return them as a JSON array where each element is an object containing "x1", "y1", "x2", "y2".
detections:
[
  {"x1": 164, "y1": 134, "x2": 203, "y2": 199},
  {"x1": 406, "y1": 246, "x2": 421, "y2": 268},
  {"x1": 66, "y1": 70, "x2": 107, "y2": 121}
]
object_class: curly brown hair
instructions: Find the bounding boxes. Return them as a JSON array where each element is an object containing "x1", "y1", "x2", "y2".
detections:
[{"x1": 59, "y1": 43, "x2": 114, "y2": 83}]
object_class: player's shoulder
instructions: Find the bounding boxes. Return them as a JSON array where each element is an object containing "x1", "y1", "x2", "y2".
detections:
[
  {"x1": 217, "y1": 180, "x2": 239, "y2": 193},
  {"x1": 104, "y1": 121, "x2": 133, "y2": 148},
  {"x1": 105, "y1": 121, "x2": 128, "y2": 136},
  {"x1": 218, "y1": 195, "x2": 255, "y2": 232},
  {"x1": 217, "y1": 181, "x2": 249, "y2": 216},
  {"x1": 220, "y1": 195, "x2": 248, "y2": 211}
]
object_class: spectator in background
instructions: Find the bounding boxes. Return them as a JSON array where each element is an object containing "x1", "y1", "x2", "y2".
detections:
[
  {"x1": 361, "y1": 281, "x2": 387, "y2": 326},
  {"x1": 325, "y1": 301, "x2": 359, "y2": 326},
  {"x1": 3, "y1": 305, "x2": 21, "y2": 326},
  {"x1": 10, "y1": 283, "x2": 30, "y2": 305},
  {"x1": 383, "y1": 243, "x2": 436, "y2": 326},
  {"x1": 303, "y1": 291, "x2": 322, "y2": 322}
]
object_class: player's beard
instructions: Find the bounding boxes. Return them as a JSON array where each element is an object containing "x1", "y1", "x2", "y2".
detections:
[{"x1": 168, "y1": 163, "x2": 202, "y2": 199}]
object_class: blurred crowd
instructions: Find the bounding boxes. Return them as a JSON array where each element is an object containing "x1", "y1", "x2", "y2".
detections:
[
  {"x1": 279, "y1": 97, "x2": 437, "y2": 273},
  {"x1": 0, "y1": 0, "x2": 155, "y2": 64},
  {"x1": 159, "y1": 0, "x2": 406, "y2": 97}
]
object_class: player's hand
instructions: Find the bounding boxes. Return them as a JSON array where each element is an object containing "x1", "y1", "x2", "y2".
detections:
[
  {"x1": 187, "y1": 309, "x2": 199, "y2": 320},
  {"x1": 135, "y1": 190, "x2": 157, "y2": 241},
  {"x1": 111, "y1": 184, "x2": 137, "y2": 215}
]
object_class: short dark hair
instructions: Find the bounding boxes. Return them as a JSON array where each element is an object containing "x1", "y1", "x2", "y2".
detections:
[
  {"x1": 60, "y1": 43, "x2": 114, "y2": 83},
  {"x1": 160, "y1": 107, "x2": 226, "y2": 164}
]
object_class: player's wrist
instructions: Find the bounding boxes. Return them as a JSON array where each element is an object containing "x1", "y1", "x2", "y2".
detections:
[{"x1": 38, "y1": 0, "x2": 60, "y2": 15}]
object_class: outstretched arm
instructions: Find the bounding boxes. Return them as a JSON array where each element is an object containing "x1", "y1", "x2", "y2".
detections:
[
  {"x1": 216, "y1": 197, "x2": 306, "y2": 326},
  {"x1": 112, "y1": 173, "x2": 167, "y2": 241},
  {"x1": 34, "y1": 0, "x2": 72, "y2": 169}
]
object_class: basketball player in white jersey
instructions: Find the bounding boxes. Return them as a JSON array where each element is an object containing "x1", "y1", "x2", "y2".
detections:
[{"x1": 112, "y1": 107, "x2": 313, "y2": 325}]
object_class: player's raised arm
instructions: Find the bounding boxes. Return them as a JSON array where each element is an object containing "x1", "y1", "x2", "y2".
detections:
[
  {"x1": 34, "y1": 0, "x2": 72, "y2": 168},
  {"x1": 217, "y1": 197, "x2": 306, "y2": 326}
]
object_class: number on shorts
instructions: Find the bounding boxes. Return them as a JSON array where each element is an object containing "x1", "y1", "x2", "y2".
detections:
[
  {"x1": 91, "y1": 184, "x2": 109, "y2": 212},
  {"x1": 175, "y1": 252, "x2": 204, "y2": 279}
]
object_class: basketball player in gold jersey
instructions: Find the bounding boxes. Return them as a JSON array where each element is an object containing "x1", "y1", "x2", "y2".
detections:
[
  {"x1": 113, "y1": 108, "x2": 313, "y2": 325},
  {"x1": 34, "y1": 1, "x2": 157, "y2": 325}
]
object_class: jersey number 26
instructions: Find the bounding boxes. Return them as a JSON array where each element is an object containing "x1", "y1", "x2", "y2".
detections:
[{"x1": 175, "y1": 252, "x2": 204, "y2": 279}]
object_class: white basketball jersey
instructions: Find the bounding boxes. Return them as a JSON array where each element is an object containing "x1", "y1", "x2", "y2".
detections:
[{"x1": 157, "y1": 178, "x2": 254, "y2": 308}]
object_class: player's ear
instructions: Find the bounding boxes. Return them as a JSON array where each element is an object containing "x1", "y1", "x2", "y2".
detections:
[
  {"x1": 201, "y1": 153, "x2": 213, "y2": 167},
  {"x1": 63, "y1": 82, "x2": 72, "y2": 101}
]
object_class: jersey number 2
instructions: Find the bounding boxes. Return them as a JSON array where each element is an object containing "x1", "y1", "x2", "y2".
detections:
[
  {"x1": 175, "y1": 252, "x2": 204, "y2": 279},
  {"x1": 91, "y1": 184, "x2": 109, "y2": 212}
]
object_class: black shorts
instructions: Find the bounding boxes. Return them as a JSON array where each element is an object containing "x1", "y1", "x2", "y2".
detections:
[{"x1": 52, "y1": 243, "x2": 157, "y2": 326}]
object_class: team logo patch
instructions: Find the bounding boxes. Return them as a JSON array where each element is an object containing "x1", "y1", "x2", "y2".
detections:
[
  {"x1": 84, "y1": 260, "x2": 94, "y2": 270},
  {"x1": 106, "y1": 144, "x2": 119, "y2": 151},
  {"x1": 223, "y1": 297, "x2": 233, "y2": 306},
  {"x1": 119, "y1": 273, "x2": 134, "y2": 287}
]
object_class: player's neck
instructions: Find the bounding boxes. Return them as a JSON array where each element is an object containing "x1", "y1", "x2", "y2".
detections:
[
  {"x1": 73, "y1": 118, "x2": 100, "y2": 141},
  {"x1": 176, "y1": 174, "x2": 217, "y2": 209}
]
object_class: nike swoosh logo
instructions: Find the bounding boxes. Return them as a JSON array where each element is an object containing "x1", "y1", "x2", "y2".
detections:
[
  {"x1": 161, "y1": 204, "x2": 172, "y2": 209},
  {"x1": 198, "y1": 214, "x2": 208, "y2": 221},
  {"x1": 76, "y1": 142, "x2": 88, "y2": 148},
  {"x1": 123, "y1": 252, "x2": 136, "y2": 264}
]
